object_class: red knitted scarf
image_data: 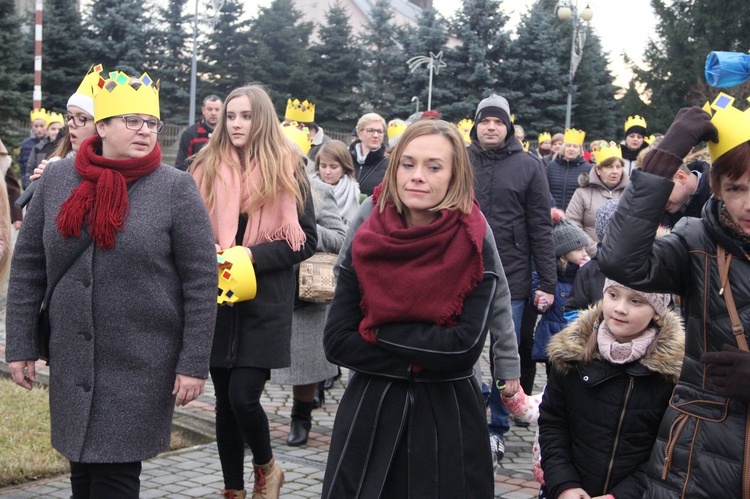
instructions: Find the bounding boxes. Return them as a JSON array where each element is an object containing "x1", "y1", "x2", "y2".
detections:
[
  {"x1": 56, "y1": 135, "x2": 161, "y2": 250},
  {"x1": 352, "y1": 186, "x2": 486, "y2": 344}
]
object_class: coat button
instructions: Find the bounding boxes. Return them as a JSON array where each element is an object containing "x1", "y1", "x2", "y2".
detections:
[
  {"x1": 78, "y1": 331, "x2": 92, "y2": 341},
  {"x1": 76, "y1": 382, "x2": 91, "y2": 392},
  {"x1": 583, "y1": 375, "x2": 589, "y2": 382},
  {"x1": 82, "y1": 277, "x2": 91, "y2": 287},
  {"x1": 673, "y1": 394, "x2": 680, "y2": 403}
]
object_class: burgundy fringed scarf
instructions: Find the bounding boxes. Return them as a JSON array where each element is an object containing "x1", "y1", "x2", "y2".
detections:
[
  {"x1": 352, "y1": 186, "x2": 486, "y2": 344},
  {"x1": 56, "y1": 135, "x2": 161, "y2": 250}
]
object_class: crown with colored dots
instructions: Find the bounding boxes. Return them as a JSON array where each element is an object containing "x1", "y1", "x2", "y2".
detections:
[
  {"x1": 624, "y1": 115, "x2": 647, "y2": 133},
  {"x1": 94, "y1": 70, "x2": 160, "y2": 121},
  {"x1": 217, "y1": 246, "x2": 257, "y2": 305},
  {"x1": 563, "y1": 128, "x2": 586, "y2": 146},
  {"x1": 702, "y1": 92, "x2": 750, "y2": 161},
  {"x1": 593, "y1": 141, "x2": 622, "y2": 164},
  {"x1": 538, "y1": 132, "x2": 552, "y2": 143},
  {"x1": 387, "y1": 120, "x2": 407, "y2": 140},
  {"x1": 285, "y1": 99, "x2": 315, "y2": 123},
  {"x1": 280, "y1": 121, "x2": 312, "y2": 155}
]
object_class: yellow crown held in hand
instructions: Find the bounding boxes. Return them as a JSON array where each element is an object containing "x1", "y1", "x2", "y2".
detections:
[
  {"x1": 456, "y1": 119, "x2": 474, "y2": 145},
  {"x1": 94, "y1": 71, "x2": 160, "y2": 121},
  {"x1": 30, "y1": 108, "x2": 50, "y2": 123},
  {"x1": 280, "y1": 121, "x2": 312, "y2": 155},
  {"x1": 702, "y1": 93, "x2": 750, "y2": 161},
  {"x1": 217, "y1": 246, "x2": 257, "y2": 305},
  {"x1": 593, "y1": 141, "x2": 622, "y2": 164},
  {"x1": 563, "y1": 128, "x2": 586, "y2": 146},
  {"x1": 538, "y1": 132, "x2": 552, "y2": 143},
  {"x1": 285, "y1": 99, "x2": 315, "y2": 123},
  {"x1": 388, "y1": 121, "x2": 407, "y2": 140},
  {"x1": 624, "y1": 115, "x2": 647, "y2": 133}
]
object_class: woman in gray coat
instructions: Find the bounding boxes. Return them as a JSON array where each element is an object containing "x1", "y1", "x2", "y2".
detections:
[
  {"x1": 272, "y1": 177, "x2": 346, "y2": 446},
  {"x1": 5, "y1": 70, "x2": 217, "y2": 499}
]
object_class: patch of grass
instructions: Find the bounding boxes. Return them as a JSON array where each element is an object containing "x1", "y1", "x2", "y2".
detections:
[
  {"x1": 0, "y1": 377, "x2": 213, "y2": 488},
  {"x1": 0, "y1": 378, "x2": 68, "y2": 487}
]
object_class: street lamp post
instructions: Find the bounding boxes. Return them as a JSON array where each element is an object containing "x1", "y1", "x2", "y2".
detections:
[
  {"x1": 189, "y1": 0, "x2": 224, "y2": 125},
  {"x1": 556, "y1": 2, "x2": 593, "y2": 129},
  {"x1": 411, "y1": 96, "x2": 420, "y2": 114},
  {"x1": 406, "y1": 51, "x2": 447, "y2": 111}
]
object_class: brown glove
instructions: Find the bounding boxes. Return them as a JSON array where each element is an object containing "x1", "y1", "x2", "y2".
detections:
[
  {"x1": 701, "y1": 344, "x2": 750, "y2": 402},
  {"x1": 641, "y1": 107, "x2": 719, "y2": 179}
]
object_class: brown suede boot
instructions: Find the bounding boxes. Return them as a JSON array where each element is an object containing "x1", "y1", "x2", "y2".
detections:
[
  {"x1": 251, "y1": 457, "x2": 285, "y2": 499},
  {"x1": 221, "y1": 489, "x2": 247, "y2": 499}
]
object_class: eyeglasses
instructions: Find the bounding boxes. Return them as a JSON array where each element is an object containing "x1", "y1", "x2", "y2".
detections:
[
  {"x1": 362, "y1": 128, "x2": 385, "y2": 135},
  {"x1": 117, "y1": 115, "x2": 165, "y2": 134},
  {"x1": 66, "y1": 114, "x2": 92, "y2": 127}
]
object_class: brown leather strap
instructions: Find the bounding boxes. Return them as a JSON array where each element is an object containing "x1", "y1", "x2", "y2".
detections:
[{"x1": 717, "y1": 245, "x2": 750, "y2": 352}]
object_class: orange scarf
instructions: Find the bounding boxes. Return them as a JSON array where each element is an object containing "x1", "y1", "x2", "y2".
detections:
[{"x1": 192, "y1": 149, "x2": 305, "y2": 251}]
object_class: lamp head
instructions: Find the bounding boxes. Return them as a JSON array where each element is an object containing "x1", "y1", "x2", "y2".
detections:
[
  {"x1": 556, "y1": 4, "x2": 573, "y2": 20},
  {"x1": 580, "y1": 4, "x2": 594, "y2": 21}
]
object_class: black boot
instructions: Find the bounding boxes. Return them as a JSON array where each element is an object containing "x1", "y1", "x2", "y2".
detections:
[
  {"x1": 287, "y1": 399, "x2": 314, "y2": 446},
  {"x1": 313, "y1": 383, "x2": 326, "y2": 408}
]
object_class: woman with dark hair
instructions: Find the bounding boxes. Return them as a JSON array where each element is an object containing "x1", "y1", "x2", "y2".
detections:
[
  {"x1": 322, "y1": 119, "x2": 514, "y2": 497},
  {"x1": 313, "y1": 139, "x2": 360, "y2": 225},
  {"x1": 599, "y1": 100, "x2": 750, "y2": 498},
  {"x1": 6, "y1": 69, "x2": 217, "y2": 499},
  {"x1": 190, "y1": 84, "x2": 317, "y2": 499}
]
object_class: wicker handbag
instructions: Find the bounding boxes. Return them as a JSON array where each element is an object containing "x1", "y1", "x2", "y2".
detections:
[{"x1": 298, "y1": 253, "x2": 338, "y2": 304}]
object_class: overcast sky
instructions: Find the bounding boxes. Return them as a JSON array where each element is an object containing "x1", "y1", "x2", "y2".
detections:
[{"x1": 433, "y1": 0, "x2": 657, "y2": 88}]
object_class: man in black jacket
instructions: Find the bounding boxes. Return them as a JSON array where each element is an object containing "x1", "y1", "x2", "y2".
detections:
[
  {"x1": 174, "y1": 95, "x2": 222, "y2": 171},
  {"x1": 468, "y1": 93, "x2": 557, "y2": 467}
]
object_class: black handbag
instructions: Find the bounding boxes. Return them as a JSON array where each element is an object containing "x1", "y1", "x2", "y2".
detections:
[{"x1": 36, "y1": 234, "x2": 93, "y2": 362}]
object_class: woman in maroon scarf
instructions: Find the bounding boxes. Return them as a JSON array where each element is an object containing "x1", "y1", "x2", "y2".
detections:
[{"x1": 322, "y1": 119, "x2": 503, "y2": 498}]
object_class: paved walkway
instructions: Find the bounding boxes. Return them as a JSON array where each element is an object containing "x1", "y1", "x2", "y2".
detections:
[{"x1": 0, "y1": 287, "x2": 543, "y2": 498}]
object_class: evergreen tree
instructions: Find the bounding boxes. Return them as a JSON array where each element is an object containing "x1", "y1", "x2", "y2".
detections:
[
  {"x1": 0, "y1": 0, "x2": 28, "y2": 136},
  {"x1": 571, "y1": 32, "x2": 618, "y2": 139},
  {"x1": 310, "y1": 2, "x2": 361, "y2": 128},
  {"x1": 440, "y1": 0, "x2": 511, "y2": 121},
  {"x1": 637, "y1": 0, "x2": 750, "y2": 131},
  {"x1": 242, "y1": 0, "x2": 315, "y2": 117},
  {"x1": 149, "y1": 0, "x2": 191, "y2": 124},
  {"x1": 39, "y1": 0, "x2": 87, "y2": 113},
  {"x1": 619, "y1": 77, "x2": 650, "y2": 136},
  {"x1": 394, "y1": 7, "x2": 450, "y2": 119},
  {"x1": 200, "y1": 0, "x2": 251, "y2": 99},
  {"x1": 84, "y1": 0, "x2": 154, "y2": 74},
  {"x1": 357, "y1": 0, "x2": 405, "y2": 116},
  {"x1": 502, "y1": 0, "x2": 567, "y2": 135}
]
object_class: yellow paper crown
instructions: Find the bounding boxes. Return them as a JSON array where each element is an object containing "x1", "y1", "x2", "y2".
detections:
[
  {"x1": 30, "y1": 108, "x2": 49, "y2": 123},
  {"x1": 217, "y1": 246, "x2": 257, "y2": 305},
  {"x1": 285, "y1": 99, "x2": 315, "y2": 123},
  {"x1": 280, "y1": 121, "x2": 311, "y2": 155},
  {"x1": 538, "y1": 132, "x2": 552, "y2": 143},
  {"x1": 624, "y1": 115, "x2": 647, "y2": 133},
  {"x1": 643, "y1": 135, "x2": 656, "y2": 145},
  {"x1": 702, "y1": 93, "x2": 750, "y2": 161},
  {"x1": 593, "y1": 141, "x2": 622, "y2": 164},
  {"x1": 387, "y1": 121, "x2": 407, "y2": 139},
  {"x1": 563, "y1": 128, "x2": 586, "y2": 146},
  {"x1": 47, "y1": 112, "x2": 65, "y2": 127},
  {"x1": 456, "y1": 119, "x2": 473, "y2": 145},
  {"x1": 94, "y1": 71, "x2": 160, "y2": 121},
  {"x1": 522, "y1": 141, "x2": 530, "y2": 152}
]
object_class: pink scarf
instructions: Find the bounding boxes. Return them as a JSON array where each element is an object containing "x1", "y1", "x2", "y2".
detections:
[
  {"x1": 192, "y1": 149, "x2": 305, "y2": 251},
  {"x1": 597, "y1": 322, "x2": 658, "y2": 364}
]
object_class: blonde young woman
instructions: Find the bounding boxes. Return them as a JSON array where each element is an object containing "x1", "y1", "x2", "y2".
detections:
[{"x1": 190, "y1": 84, "x2": 317, "y2": 499}]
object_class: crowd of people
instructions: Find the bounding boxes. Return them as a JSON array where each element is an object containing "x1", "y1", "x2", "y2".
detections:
[{"x1": 2, "y1": 62, "x2": 750, "y2": 499}]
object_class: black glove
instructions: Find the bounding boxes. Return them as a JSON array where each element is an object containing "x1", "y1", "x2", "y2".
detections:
[
  {"x1": 642, "y1": 107, "x2": 719, "y2": 178},
  {"x1": 700, "y1": 344, "x2": 750, "y2": 402}
]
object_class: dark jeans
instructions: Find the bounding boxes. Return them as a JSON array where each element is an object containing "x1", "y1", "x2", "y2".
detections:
[
  {"x1": 211, "y1": 366, "x2": 272, "y2": 490},
  {"x1": 69, "y1": 461, "x2": 141, "y2": 499}
]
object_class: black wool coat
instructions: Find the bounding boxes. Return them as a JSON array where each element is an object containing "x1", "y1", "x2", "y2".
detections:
[
  {"x1": 210, "y1": 180, "x2": 317, "y2": 369},
  {"x1": 322, "y1": 224, "x2": 499, "y2": 498}
]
